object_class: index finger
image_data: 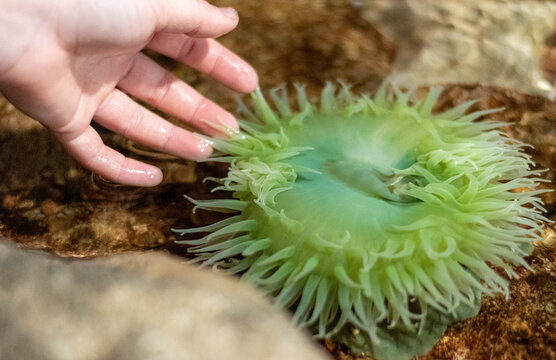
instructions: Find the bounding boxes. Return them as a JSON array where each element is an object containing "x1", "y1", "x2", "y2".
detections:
[
  {"x1": 152, "y1": 0, "x2": 240, "y2": 37},
  {"x1": 148, "y1": 34, "x2": 258, "y2": 93}
]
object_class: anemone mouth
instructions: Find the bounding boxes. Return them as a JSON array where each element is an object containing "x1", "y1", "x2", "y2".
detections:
[{"x1": 175, "y1": 82, "x2": 549, "y2": 353}]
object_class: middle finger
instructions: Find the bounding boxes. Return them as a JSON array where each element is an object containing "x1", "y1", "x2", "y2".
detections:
[{"x1": 117, "y1": 53, "x2": 238, "y2": 137}]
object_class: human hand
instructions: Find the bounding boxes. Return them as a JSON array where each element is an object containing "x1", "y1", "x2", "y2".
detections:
[{"x1": 0, "y1": 0, "x2": 258, "y2": 186}]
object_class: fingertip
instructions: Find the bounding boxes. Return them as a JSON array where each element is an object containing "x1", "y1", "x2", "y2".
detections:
[
  {"x1": 119, "y1": 162, "x2": 164, "y2": 187},
  {"x1": 218, "y1": 7, "x2": 239, "y2": 22},
  {"x1": 233, "y1": 63, "x2": 259, "y2": 93},
  {"x1": 145, "y1": 167, "x2": 164, "y2": 186},
  {"x1": 220, "y1": 110, "x2": 239, "y2": 131},
  {"x1": 196, "y1": 110, "x2": 239, "y2": 139},
  {"x1": 245, "y1": 70, "x2": 259, "y2": 93},
  {"x1": 155, "y1": 1, "x2": 238, "y2": 37},
  {"x1": 194, "y1": 135, "x2": 214, "y2": 159}
]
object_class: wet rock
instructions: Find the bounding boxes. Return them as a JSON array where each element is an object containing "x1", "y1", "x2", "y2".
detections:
[{"x1": 0, "y1": 239, "x2": 330, "y2": 360}]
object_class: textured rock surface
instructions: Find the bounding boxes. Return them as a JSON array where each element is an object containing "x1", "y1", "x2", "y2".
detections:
[
  {"x1": 357, "y1": 0, "x2": 556, "y2": 97},
  {"x1": 0, "y1": 240, "x2": 330, "y2": 360}
]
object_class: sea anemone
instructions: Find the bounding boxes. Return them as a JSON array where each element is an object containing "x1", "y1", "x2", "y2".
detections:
[{"x1": 174, "y1": 82, "x2": 549, "y2": 358}]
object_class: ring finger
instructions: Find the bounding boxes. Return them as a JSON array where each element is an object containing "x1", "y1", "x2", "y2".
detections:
[
  {"x1": 93, "y1": 88, "x2": 212, "y2": 161},
  {"x1": 117, "y1": 52, "x2": 238, "y2": 137}
]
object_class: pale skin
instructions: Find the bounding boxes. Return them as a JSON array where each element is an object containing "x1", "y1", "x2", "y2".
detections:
[{"x1": 0, "y1": 0, "x2": 259, "y2": 186}]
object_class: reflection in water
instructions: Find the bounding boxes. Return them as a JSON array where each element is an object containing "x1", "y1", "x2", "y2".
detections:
[
  {"x1": 89, "y1": 173, "x2": 146, "y2": 201},
  {"x1": 120, "y1": 138, "x2": 179, "y2": 161},
  {"x1": 87, "y1": 138, "x2": 200, "y2": 201}
]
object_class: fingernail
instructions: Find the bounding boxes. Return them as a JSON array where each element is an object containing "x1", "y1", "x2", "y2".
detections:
[
  {"x1": 219, "y1": 7, "x2": 238, "y2": 21},
  {"x1": 193, "y1": 134, "x2": 213, "y2": 159},
  {"x1": 146, "y1": 169, "x2": 163, "y2": 183}
]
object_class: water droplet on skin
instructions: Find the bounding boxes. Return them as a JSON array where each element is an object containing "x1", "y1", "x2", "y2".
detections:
[
  {"x1": 146, "y1": 170, "x2": 158, "y2": 180},
  {"x1": 196, "y1": 137, "x2": 212, "y2": 154},
  {"x1": 199, "y1": 116, "x2": 239, "y2": 138}
]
